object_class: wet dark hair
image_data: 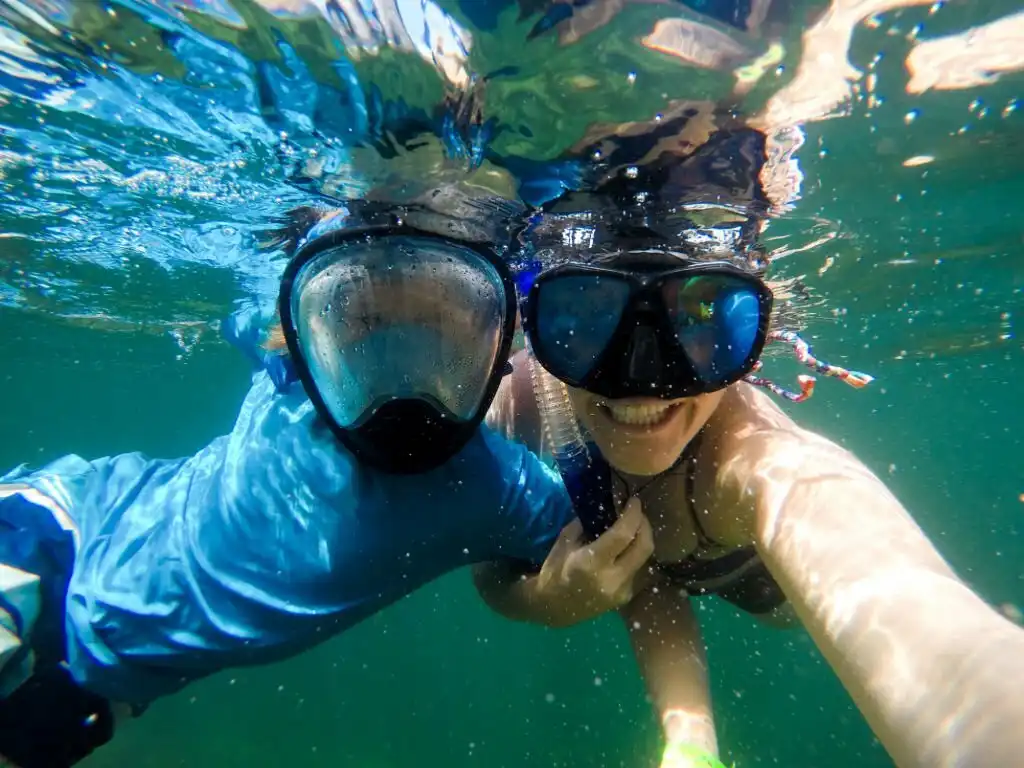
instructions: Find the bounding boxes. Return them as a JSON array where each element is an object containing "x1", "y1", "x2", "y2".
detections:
[
  {"x1": 258, "y1": 204, "x2": 337, "y2": 260},
  {"x1": 259, "y1": 204, "x2": 342, "y2": 353}
]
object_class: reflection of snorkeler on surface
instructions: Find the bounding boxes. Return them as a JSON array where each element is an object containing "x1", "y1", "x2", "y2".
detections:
[
  {"x1": 0, "y1": 206, "x2": 587, "y2": 768},
  {"x1": 476, "y1": 129, "x2": 1024, "y2": 767}
]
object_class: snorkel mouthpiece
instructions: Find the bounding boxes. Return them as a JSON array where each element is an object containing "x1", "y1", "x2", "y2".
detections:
[
  {"x1": 347, "y1": 398, "x2": 462, "y2": 474},
  {"x1": 528, "y1": 348, "x2": 618, "y2": 540}
]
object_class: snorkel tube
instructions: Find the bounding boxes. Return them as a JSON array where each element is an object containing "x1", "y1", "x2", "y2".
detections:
[{"x1": 527, "y1": 347, "x2": 618, "y2": 541}]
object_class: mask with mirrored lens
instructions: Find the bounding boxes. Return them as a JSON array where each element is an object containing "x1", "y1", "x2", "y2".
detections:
[
  {"x1": 663, "y1": 275, "x2": 763, "y2": 386},
  {"x1": 525, "y1": 263, "x2": 770, "y2": 399},
  {"x1": 534, "y1": 275, "x2": 630, "y2": 382}
]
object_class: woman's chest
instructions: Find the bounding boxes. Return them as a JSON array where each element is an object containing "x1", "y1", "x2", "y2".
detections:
[{"x1": 612, "y1": 465, "x2": 748, "y2": 562}]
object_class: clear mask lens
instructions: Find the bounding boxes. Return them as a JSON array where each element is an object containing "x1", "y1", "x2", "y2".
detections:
[{"x1": 291, "y1": 235, "x2": 507, "y2": 428}]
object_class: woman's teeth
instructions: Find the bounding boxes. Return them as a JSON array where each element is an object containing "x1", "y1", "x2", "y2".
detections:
[{"x1": 604, "y1": 402, "x2": 677, "y2": 427}]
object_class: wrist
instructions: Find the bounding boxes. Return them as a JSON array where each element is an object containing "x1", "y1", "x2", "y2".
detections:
[
  {"x1": 523, "y1": 575, "x2": 580, "y2": 628},
  {"x1": 662, "y1": 709, "x2": 717, "y2": 756}
]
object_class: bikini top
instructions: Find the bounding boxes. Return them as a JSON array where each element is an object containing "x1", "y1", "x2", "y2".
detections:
[{"x1": 632, "y1": 431, "x2": 759, "y2": 594}]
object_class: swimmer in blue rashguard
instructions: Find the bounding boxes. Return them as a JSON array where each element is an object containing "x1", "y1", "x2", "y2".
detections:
[{"x1": 0, "y1": 206, "x2": 649, "y2": 767}]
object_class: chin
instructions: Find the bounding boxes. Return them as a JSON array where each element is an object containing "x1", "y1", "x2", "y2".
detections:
[{"x1": 568, "y1": 388, "x2": 725, "y2": 477}]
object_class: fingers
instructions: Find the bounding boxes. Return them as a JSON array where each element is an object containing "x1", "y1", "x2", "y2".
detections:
[
  {"x1": 556, "y1": 518, "x2": 584, "y2": 553},
  {"x1": 540, "y1": 518, "x2": 584, "y2": 574},
  {"x1": 613, "y1": 505, "x2": 654, "y2": 573},
  {"x1": 587, "y1": 496, "x2": 645, "y2": 562},
  {"x1": 582, "y1": 497, "x2": 653, "y2": 608},
  {"x1": 603, "y1": 501, "x2": 654, "y2": 605}
]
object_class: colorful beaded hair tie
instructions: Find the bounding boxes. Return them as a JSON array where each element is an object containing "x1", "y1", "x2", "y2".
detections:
[{"x1": 744, "y1": 330, "x2": 875, "y2": 403}]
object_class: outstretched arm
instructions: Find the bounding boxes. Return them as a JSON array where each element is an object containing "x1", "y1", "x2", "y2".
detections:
[
  {"x1": 713, "y1": 384, "x2": 1024, "y2": 768},
  {"x1": 621, "y1": 586, "x2": 719, "y2": 764}
]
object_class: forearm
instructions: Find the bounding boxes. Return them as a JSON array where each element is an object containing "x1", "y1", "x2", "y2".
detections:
[
  {"x1": 472, "y1": 560, "x2": 575, "y2": 628},
  {"x1": 621, "y1": 588, "x2": 717, "y2": 757},
  {"x1": 755, "y1": 457, "x2": 1024, "y2": 768}
]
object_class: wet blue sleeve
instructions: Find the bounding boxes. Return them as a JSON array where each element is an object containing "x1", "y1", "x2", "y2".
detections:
[
  {"x1": 0, "y1": 376, "x2": 372, "y2": 704},
  {"x1": 0, "y1": 373, "x2": 573, "y2": 706},
  {"x1": 470, "y1": 427, "x2": 573, "y2": 567},
  {"x1": 220, "y1": 302, "x2": 296, "y2": 389}
]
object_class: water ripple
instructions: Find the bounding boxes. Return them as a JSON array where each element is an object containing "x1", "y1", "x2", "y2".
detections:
[{"x1": 0, "y1": 0, "x2": 1018, "y2": 361}]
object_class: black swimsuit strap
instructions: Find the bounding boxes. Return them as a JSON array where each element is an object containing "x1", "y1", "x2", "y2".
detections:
[
  {"x1": 610, "y1": 428, "x2": 722, "y2": 548},
  {"x1": 682, "y1": 429, "x2": 724, "y2": 548}
]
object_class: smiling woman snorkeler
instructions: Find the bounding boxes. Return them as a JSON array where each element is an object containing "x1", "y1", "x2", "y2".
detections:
[{"x1": 474, "y1": 205, "x2": 1024, "y2": 768}]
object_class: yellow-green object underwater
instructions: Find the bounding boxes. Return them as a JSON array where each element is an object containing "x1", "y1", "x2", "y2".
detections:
[{"x1": 660, "y1": 742, "x2": 730, "y2": 768}]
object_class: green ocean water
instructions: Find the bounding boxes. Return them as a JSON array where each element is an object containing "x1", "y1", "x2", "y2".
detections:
[{"x1": 1, "y1": 1, "x2": 1022, "y2": 766}]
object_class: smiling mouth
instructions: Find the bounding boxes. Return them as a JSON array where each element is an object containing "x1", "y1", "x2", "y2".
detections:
[{"x1": 601, "y1": 400, "x2": 683, "y2": 428}]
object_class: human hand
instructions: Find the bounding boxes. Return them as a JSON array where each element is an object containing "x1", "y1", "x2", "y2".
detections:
[
  {"x1": 658, "y1": 743, "x2": 728, "y2": 768},
  {"x1": 531, "y1": 497, "x2": 654, "y2": 626}
]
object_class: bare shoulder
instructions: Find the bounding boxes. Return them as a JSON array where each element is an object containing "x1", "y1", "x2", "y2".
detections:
[
  {"x1": 710, "y1": 381, "x2": 802, "y2": 438},
  {"x1": 703, "y1": 382, "x2": 850, "y2": 464},
  {"x1": 700, "y1": 383, "x2": 798, "y2": 480},
  {"x1": 695, "y1": 383, "x2": 860, "y2": 541}
]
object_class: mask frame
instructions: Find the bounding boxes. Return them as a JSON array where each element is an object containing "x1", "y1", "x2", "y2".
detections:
[
  {"x1": 521, "y1": 258, "x2": 774, "y2": 400},
  {"x1": 278, "y1": 224, "x2": 519, "y2": 473}
]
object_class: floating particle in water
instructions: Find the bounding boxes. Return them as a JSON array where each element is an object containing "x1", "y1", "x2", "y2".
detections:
[
  {"x1": 1002, "y1": 100, "x2": 1018, "y2": 118},
  {"x1": 929, "y1": 1, "x2": 943, "y2": 13},
  {"x1": 627, "y1": 71, "x2": 637, "y2": 85},
  {"x1": 545, "y1": 693, "x2": 556, "y2": 703},
  {"x1": 903, "y1": 155, "x2": 934, "y2": 167},
  {"x1": 1019, "y1": 493, "x2": 1024, "y2": 503},
  {"x1": 904, "y1": 110, "x2": 919, "y2": 125},
  {"x1": 968, "y1": 99, "x2": 981, "y2": 113},
  {"x1": 625, "y1": 166, "x2": 638, "y2": 179}
]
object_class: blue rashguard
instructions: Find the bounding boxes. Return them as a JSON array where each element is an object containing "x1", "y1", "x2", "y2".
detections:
[{"x1": 0, "y1": 370, "x2": 572, "y2": 710}]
